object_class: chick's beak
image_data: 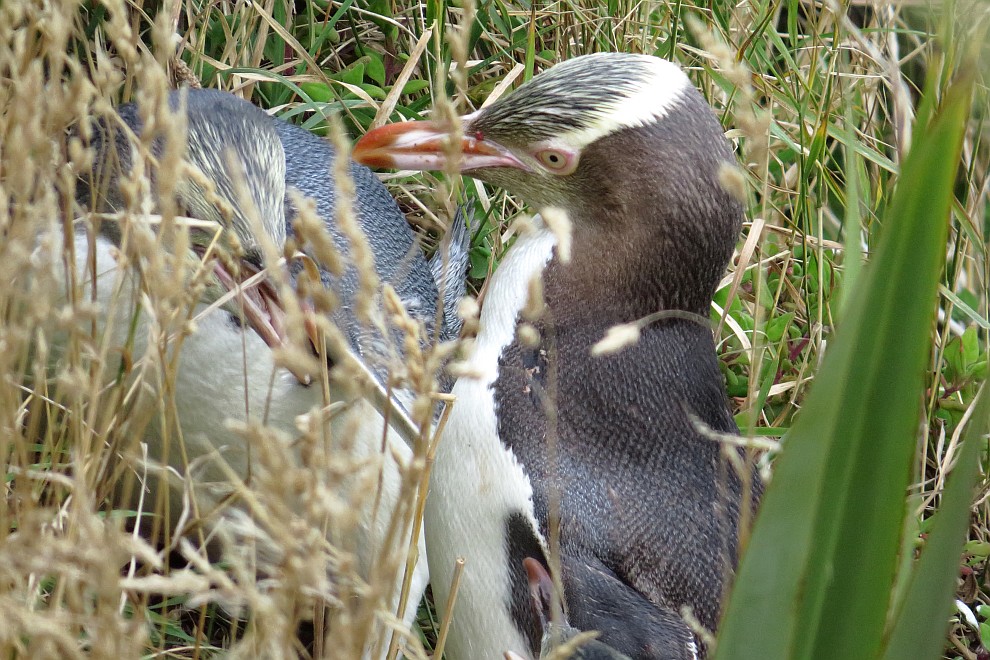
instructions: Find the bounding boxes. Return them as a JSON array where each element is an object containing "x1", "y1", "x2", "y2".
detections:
[
  {"x1": 353, "y1": 120, "x2": 529, "y2": 172},
  {"x1": 210, "y1": 257, "x2": 320, "y2": 386}
]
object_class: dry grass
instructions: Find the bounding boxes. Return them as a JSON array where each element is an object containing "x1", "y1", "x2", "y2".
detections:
[
  {"x1": 0, "y1": 0, "x2": 988, "y2": 658},
  {"x1": 1, "y1": 2, "x2": 443, "y2": 658}
]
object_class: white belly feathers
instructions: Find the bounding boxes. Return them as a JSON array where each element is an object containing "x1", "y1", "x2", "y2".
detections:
[{"x1": 425, "y1": 223, "x2": 557, "y2": 660}]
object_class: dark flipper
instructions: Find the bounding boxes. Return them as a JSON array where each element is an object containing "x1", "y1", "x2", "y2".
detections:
[{"x1": 563, "y1": 556, "x2": 697, "y2": 660}]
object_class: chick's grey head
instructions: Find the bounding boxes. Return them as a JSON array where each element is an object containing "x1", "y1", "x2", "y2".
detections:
[
  {"x1": 353, "y1": 53, "x2": 744, "y2": 313},
  {"x1": 501, "y1": 557, "x2": 633, "y2": 660},
  {"x1": 76, "y1": 89, "x2": 307, "y2": 377},
  {"x1": 80, "y1": 88, "x2": 286, "y2": 258}
]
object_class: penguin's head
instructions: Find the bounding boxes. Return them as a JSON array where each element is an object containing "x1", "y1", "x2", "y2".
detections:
[{"x1": 354, "y1": 53, "x2": 744, "y2": 314}]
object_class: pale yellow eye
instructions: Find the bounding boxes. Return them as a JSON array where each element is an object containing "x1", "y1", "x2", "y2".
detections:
[{"x1": 534, "y1": 148, "x2": 577, "y2": 174}]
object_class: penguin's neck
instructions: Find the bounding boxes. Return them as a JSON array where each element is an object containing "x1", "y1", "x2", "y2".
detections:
[{"x1": 547, "y1": 207, "x2": 725, "y2": 323}]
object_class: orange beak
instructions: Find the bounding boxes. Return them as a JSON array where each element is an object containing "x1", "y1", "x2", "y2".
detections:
[{"x1": 353, "y1": 119, "x2": 529, "y2": 173}]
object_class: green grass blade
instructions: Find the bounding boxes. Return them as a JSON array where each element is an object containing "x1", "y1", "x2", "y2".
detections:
[
  {"x1": 881, "y1": 384, "x2": 989, "y2": 660},
  {"x1": 715, "y1": 71, "x2": 973, "y2": 660}
]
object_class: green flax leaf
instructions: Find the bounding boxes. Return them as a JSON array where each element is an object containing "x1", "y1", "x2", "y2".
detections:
[
  {"x1": 715, "y1": 71, "x2": 973, "y2": 660},
  {"x1": 882, "y1": 385, "x2": 989, "y2": 660}
]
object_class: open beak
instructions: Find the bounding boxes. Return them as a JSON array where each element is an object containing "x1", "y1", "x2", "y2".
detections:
[
  {"x1": 212, "y1": 254, "x2": 422, "y2": 445},
  {"x1": 211, "y1": 257, "x2": 320, "y2": 386},
  {"x1": 352, "y1": 119, "x2": 529, "y2": 172}
]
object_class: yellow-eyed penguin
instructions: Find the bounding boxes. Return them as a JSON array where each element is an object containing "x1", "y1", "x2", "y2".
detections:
[
  {"x1": 353, "y1": 53, "x2": 759, "y2": 659},
  {"x1": 62, "y1": 88, "x2": 467, "y2": 653}
]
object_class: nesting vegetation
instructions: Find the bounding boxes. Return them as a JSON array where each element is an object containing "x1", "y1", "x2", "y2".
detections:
[{"x1": 0, "y1": 1, "x2": 987, "y2": 659}]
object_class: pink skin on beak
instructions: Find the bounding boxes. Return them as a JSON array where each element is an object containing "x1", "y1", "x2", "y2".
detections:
[
  {"x1": 211, "y1": 258, "x2": 319, "y2": 386},
  {"x1": 353, "y1": 119, "x2": 530, "y2": 173}
]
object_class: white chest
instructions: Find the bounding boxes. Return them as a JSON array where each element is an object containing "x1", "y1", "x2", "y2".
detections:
[{"x1": 425, "y1": 225, "x2": 557, "y2": 660}]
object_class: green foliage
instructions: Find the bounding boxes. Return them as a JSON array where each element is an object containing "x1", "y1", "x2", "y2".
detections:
[{"x1": 716, "y1": 57, "x2": 981, "y2": 660}]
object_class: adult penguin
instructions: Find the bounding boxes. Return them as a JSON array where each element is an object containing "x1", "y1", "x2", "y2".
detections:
[
  {"x1": 64, "y1": 87, "x2": 467, "y2": 653},
  {"x1": 354, "y1": 53, "x2": 760, "y2": 659}
]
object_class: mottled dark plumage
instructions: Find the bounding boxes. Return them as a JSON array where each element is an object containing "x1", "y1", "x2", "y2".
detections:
[{"x1": 494, "y1": 95, "x2": 752, "y2": 657}]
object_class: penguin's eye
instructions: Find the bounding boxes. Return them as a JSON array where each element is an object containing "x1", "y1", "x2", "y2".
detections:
[{"x1": 534, "y1": 148, "x2": 578, "y2": 175}]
